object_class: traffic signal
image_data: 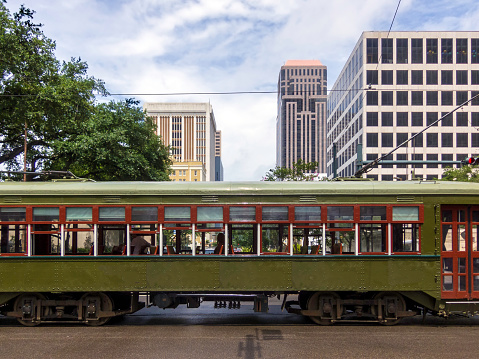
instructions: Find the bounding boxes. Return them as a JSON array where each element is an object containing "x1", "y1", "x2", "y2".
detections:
[{"x1": 462, "y1": 157, "x2": 479, "y2": 165}]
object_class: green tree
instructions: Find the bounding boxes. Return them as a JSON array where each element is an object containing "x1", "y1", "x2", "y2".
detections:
[
  {"x1": 0, "y1": 4, "x2": 106, "y2": 174},
  {"x1": 440, "y1": 165, "x2": 479, "y2": 183},
  {"x1": 46, "y1": 99, "x2": 172, "y2": 181},
  {"x1": 1, "y1": 4, "x2": 171, "y2": 181},
  {"x1": 263, "y1": 160, "x2": 320, "y2": 181}
]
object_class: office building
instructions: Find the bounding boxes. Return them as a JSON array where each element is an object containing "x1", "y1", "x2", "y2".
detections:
[
  {"x1": 327, "y1": 31, "x2": 479, "y2": 180},
  {"x1": 144, "y1": 102, "x2": 222, "y2": 181},
  {"x1": 169, "y1": 161, "x2": 206, "y2": 182},
  {"x1": 215, "y1": 131, "x2": 223, "y2": 181},
  {"x1": 276, "y1": 60, "x2": 328, "y2": 173}
]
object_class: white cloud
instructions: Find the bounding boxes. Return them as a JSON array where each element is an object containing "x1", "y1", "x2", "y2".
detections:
[{"x1": 4, "y1": 0, "x2": 479, "y2": 180}]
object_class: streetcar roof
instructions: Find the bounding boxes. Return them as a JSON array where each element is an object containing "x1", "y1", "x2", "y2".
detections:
[{"x1": 0, "y1": 180, "x2": 477, "y2": 197}]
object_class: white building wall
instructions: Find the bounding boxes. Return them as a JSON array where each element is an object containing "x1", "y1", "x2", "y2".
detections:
[{"x1": 327, "y1": 31, "x2": 479, "y2": 180}]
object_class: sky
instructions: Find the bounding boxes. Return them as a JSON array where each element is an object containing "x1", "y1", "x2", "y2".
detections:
[{"x1": 4, "y1": 0, "x2": 479, "y2": 180}]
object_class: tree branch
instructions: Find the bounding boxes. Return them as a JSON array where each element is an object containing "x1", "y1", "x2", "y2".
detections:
[{"x1": 0, "y1": 139, "x2": 47, "y2": 164}]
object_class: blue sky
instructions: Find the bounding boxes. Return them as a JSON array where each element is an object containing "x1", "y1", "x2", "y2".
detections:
[{"x1": 4, "y1": 0, "x2": 479, "y2": 180}]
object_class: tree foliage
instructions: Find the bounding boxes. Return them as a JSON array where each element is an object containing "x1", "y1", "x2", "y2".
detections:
[
  {"x1": 0, "y1": 4, "x2": 171, "y2": 181},
  {"x1": 262, "y1": 160, "x2": 320, "y2": 181},
  {"x1": 46, "y1": 99, "x2": 172, "y2": 181},
  {"x1": 440, "y1": 165, "x2": 479, "y2": 183},
  {"x1": 0, "y1": 4, "x2": 106, "y2": 171}
]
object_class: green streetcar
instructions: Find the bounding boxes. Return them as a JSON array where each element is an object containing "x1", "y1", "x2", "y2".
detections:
[{"x1": 0, "y1": 179, "x2": 478, "y2": 325}]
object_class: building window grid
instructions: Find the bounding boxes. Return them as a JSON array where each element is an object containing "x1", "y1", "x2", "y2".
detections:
[{"x1": 327, "y1": 33, "x2": 479, "y2": 179}]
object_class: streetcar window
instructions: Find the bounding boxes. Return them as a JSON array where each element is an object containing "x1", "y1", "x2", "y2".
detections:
[
  {"x1": 229, "y1": 207, "x2": 256, "y2": 222},
  {"x1": 442, "y1": 210, "x2": 453, "y2": 222},
  {"x1": 131, "y1": 207, "x2": 158, "y2": 222},
  {"x1": 99, "y1": 225, "x2": 126, "y2": 254},
  {"x1": 162, "y1": 229, "x2": 192, "y2": 254},
  {"x1": 293, "y1": 227, "x2": 322, "y2": 254},
  {"x1": 326, "y1": 230, "x2": 355, "y2": 254},
  {"x1": 262, "y1": 207, "x2": 288, "y2": 221},
  {"x1": 392, "y1": 223, "x2": 419, "y2": 252},
  {"x1": 473, "y1": 224, "x2": 479, "y2": 251},
  {"x1": 0, "y1": 224, "x2": 26, "y2": 254},
  {"x1": 229, "y1": 224, "x2": 256, "y2": 254},
  {"x1": 327, "y1": 206, "x2": 353, "y2": 221},
  {"x1": 473, "y1": 211, "x2": 479, "y2": 222},
  {"x1": 443, "y1": 257, "x2": 453, "y2": 273},
  {"x1": 33, "y1": 207, "x2": 59, "y2": 222},
  {"x1": 392, "y1": 206, "x2": 419, "y2": 221},
  {"x1": 442, "y1": 224, "x2": 453, "y2": 251},
  {"x1": 99, "y1": 207, "x2": 125, "y2": 221},
  {"x1": 295, "y1": 206, "x2": 321, "y2": 222},
  {"x1": 197, "y1": 207, "x2": 223, "y2": 222},
  {"x1": 194, "y1": 230, "x2": 222, "y2": 254},
  {"x1": 360, "y1": 206, "x2": 386, "y2": 221},
  {"x1": 64, "y1": 224, "x2": 94, "y2": 255},
  {"x1": 359, "y1": 223, "x2": 387, "y2": 253},
  {"x1": 458, "y1": 225, "x2": 466, "y2": 251},
  {"x1": 442, "y1": 258, "x2": 453, "y2": 291},
  {"x1": 262, "y1": 224, "x2": 289, "y2": 253},
  {"x1": 66, "y1": 207, "x2": 92, "y2": 221},
  {"x1": 165, "y1": 207, "x2": 190, "y2": 221},
  {"x1": 474, "y1": 259, "x2": 479, "y2": 275},
  {"x1": 0, "y1": 207, "x2": 26, "y2": 222}
]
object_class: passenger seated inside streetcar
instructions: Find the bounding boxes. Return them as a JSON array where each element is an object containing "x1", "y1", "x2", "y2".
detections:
[
  {"x1": 214, "y1": 233, "x2": 225, "y2": 254},
  {"x1": 131, "y1": 235, "x2": 151, "y2": 255}
]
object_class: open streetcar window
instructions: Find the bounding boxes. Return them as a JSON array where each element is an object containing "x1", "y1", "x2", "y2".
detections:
[
  {"x1": 228, "y1": 224, "x2": 257, "y2": 254},
  {"x1": 0, "y1": 207, "x2": 27, "y2": 255},
  {"x1": 360, "y1": 224, "x2": 387, "y2": 253},
  {"x1": 293, "y1": 206, "x2": 323, "y2": 255},
  {"x1": 326, "y1": 206, "x2": 355, "y2": 254},
  {"x1": 30, "y1": 207, "x2": 60, "y2": 255},
  {"x1": 392, "y1": 206, "x2": 421, "y2": 253},
  {"x1": 262, "y1": 224, "x2": 289, "y2": 254},
  {"x1": 228, "y1": 207, "x2": 257, "y2": 255},
  {"x1": 261, "y1": 206, "x2": 290, "y2": 254},
  {"x1": 359, "y1": 206, "x2": 387, "y2": 254},
  {"x1": 293, "y1": 227, "x2": 323, "y2": 255},
  {"x1": 0, "y1": 225, "x2": 26, "y2": 255}
]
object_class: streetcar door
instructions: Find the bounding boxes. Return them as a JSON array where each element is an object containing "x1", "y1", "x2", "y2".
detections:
[{"x1": 441, "y1": 206, "x2": 479, "y2": 299}]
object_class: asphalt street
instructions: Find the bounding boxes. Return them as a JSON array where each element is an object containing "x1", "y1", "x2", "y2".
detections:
[{"x1": 1, "y1": 297, "x2": 479, "y2": 359}]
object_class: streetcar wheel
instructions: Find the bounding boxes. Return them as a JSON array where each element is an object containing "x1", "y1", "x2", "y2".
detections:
[
  {"x1": 371, "y1": 292, "x2": 406, "y2": 326},
  {"x1": 298, "y1": 291, "x2": 310, "y2": 310},
  {"x1": 81, "y1": 292, "x2": 113, "y2": 326},
  {"x1": 14, "y1": 293, "x2": 48, "y2": 326},
  {"x1": 307, "y1": 292, "x2": 342, "y2": 325}
]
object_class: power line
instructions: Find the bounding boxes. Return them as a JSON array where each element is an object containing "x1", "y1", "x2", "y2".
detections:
[
  {"x1": 375, "y1": 0, "x2": 402, "y2": 70},
  {"x1": 2, "y1": 86, "x2": 477, "y2": 98}
]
